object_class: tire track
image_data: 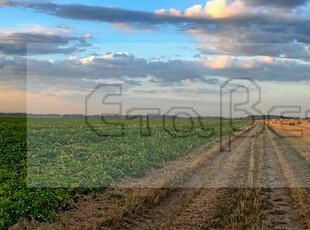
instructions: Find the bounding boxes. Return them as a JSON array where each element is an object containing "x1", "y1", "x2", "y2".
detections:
[
  {"x1": 117, "y1": 123, "x2": 263, "y2": 229},
  {"x1": 262, "y1": 126, "x2": 306, "y2": 229},
  {"x1": 119, "y1": 123, "x2": 308, "y2": 230},
  {"x1": 14, "y1": 122, "x2": 309, "y2": 230},
  {"x1": 13, "y1": 124, "x2": 257, "y2": 230}
]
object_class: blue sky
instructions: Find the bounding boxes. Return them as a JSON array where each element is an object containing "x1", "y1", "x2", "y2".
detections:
[
  {"x1": 0, "y1": 0, "x2": 202, "y2": 44},
  {"x1": 0, "y1": 0, "x2": 310, "y2": 117}
]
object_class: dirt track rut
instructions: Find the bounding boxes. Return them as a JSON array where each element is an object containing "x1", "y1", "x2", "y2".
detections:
[
  {"x1": 117, "y1": 123, "x2": 309, "y2": 230},
  {"x1": 13, "y1": 122, "x2": 309, "y2": 230}
]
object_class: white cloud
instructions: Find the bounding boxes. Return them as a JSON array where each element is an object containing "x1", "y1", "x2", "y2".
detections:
[
  {"x1": 155, "y1": 8, "x2": 182, "y2": 17},
  {"x1": 83, "y1": 33, "x2": 92, "y2": 39},
  {"x1": 25, "y1": 25, "x2": 71, "y2": 36},
  {"x1": 184, "y1": 5, "x2": 204, "y2": 17},
  {"x1": 79, "y1": 52, "x2": 135, "y2": 65},
  {"x1": 80, "y1": 55, "x2": 96, "y2": 65},
  {"x1": 112, "y1": 23, "x2": 135, "y2": 34},
  {"x1": 202, "y1": 55, "x2": 282, "y2": 69},
  {"x1": 155, "y1": 0, "x2": 248, "y2": 19},
  {"x1": 0, "y1": 25, "x2": 90, "y2": 55},
  {"x1": 203, "y1": 55, "x2": 249, "y2": 69},
  {"x1": 0, "y1": 0, "x2": 10, "y2": 6},
  {"x1": 203, "y1": 0, "x2": 246, "y2": 18}
]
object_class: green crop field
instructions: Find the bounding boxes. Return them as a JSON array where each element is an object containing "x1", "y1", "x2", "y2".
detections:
[{"x1": 0, "y1": 117, "x2": 251, "y2": 228}]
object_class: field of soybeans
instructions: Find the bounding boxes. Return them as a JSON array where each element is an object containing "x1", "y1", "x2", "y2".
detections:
[{"x1": 0, "y1": 117, "x2": 250, "y2": 228}]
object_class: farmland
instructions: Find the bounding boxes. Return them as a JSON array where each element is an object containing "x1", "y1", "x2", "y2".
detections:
[
  {"x1": 9, "y1": 119, "x2": 308, "y2": 230},
  {"x1": 0, "y1": 117, "x2": 249, "y2": 229},
  {"x1": 1, "y1": 117, "x2": 310, "y2": 229},
  {"x1": 266, "y1": 119, "x2": 310, "y2": 161}
]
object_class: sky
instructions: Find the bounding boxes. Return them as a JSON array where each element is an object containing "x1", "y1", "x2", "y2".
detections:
[{"x1": 0, "y1": 0, "x2": 310, "y2": 117}]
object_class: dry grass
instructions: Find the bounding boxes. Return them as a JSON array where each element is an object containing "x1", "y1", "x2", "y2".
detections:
[
  {"x1": 12, "y1": 124, "x2": 256, "y2": 230},
  {"x1": 266, "y1": 119, "x2": 310, "y2": 161},
  {"x1": 265, "y1": 119, "x2": 306, "y2": 126},
  {"x1": 266, "y1": 127, "x2": 310, "y2": 228},
  {"x1": 206, "y1": 188, "x2": 269, "y2": 229},
  {"x1": 205, "y1": 124, "x2": 270, "y2": 229},
  {"x1": 94, "y1": 124, "x2": 256, "y2": 228}
]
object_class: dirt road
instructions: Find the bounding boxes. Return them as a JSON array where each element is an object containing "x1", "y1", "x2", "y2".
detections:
[
  {"x1": 117, "y1": 123, "x2": 309, "y2": 229},
  {"x1": 13, "y1": 122, "x2": 309, "y2": 229}
]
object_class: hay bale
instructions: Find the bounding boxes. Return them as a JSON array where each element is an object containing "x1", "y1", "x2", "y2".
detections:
[
  {"x1": 271, "y1": 120, "x2": 277, "y2": 124},
  {"x1": 288, "y1": 121, "x2": 296, "y2": 125}
]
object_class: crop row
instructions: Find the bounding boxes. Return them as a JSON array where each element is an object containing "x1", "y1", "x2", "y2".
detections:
[{"x1": 0, "y1": 117, "x2": 250, "y2": 229}]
